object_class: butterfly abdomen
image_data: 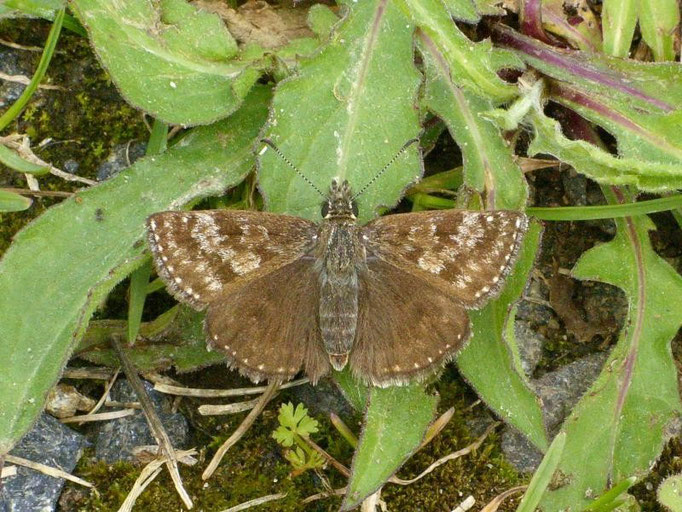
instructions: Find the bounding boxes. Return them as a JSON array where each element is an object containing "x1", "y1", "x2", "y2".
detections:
[{"x1": 316, "y1": 220, "x2": 364, "y2": 370}]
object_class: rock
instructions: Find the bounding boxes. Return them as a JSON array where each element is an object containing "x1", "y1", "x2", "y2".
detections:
[
  {"x1": 1, "y1": 414, "x2": 86, "y2": 512},
  {"x1": 287, "y1": 378, "x2": 355, "y2": 420},
  {"x1": 514, "y1": 321, "x2": 546, "y2": 378},
  {"x1": 501, "y1": 352, "x2": 609, "y2": 472},
  {"x1": 96, "y1": 141, "x2": 146, "y2": 181},
  {"x1": 94, "y1": 379, "x2": 189, "y2": 463}
]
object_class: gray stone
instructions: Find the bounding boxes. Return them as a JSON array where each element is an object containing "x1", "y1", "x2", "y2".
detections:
[
  {"x1": 1, "y1": 414, "x2": 86, "y2": 512},
  {"x1": 502, "y1": 352, "x2": 609, "y2": 472},
  {"x1": 0, "y1": 48, "x2": 27, "y2": 108},
  {"x1": 514, "y1": 321, "x2": 546, "y2": 378},
  {"x1": 96, "y1": 142, "x2": 146, "y2": 181},
  {"x1": 94, "y1": 379, "x2": 189, "y2": 463}
]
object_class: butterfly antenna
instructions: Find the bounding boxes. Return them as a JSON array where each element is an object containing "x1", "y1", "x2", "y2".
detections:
[
  {"x1": 351, "y1": 138, "x2": 419, "y2": 200},
  {"x1": 260, "y1": 138, "x2": 326, "y2": 198}
]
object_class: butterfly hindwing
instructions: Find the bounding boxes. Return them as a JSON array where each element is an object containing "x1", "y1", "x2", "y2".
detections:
[
  {"x1": 351, "y1": 259, "x2": 471, "y2": 386},
  {"x1": 205, "y1": 258, "x2": 330, "y2": 383},
  {"x1": 147, "y1": 210, "x2": 317, "y2": 310},
  {"x1": 362, "y1": 209, "x2": 529, "y2": 308}
]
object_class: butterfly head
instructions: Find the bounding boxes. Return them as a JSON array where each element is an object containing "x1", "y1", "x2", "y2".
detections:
[{"x1": 322, "y1": 179, "x2": 359, "y2": 219}]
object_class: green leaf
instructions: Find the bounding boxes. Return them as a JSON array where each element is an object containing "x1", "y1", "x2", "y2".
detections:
[
  {"x1": 420, "y1": 37, "x2": 546, "y2": 451},
  {"x1": 334, "y1": 367, "x2": 369, "y2": 412},
  {"x1": 0, "y1": 189, "x2": 32, "y2": 212},
  {"x1": 638, "y1": 0, "x2": 679, "y2": 62},
  {"x1": 602, "y1": 0, "x2": 637, "y2": 58},
  {"x1": 70, "y1": 0, "x2": 259, "y2": 125},
  {"x1": 75, "y1": 306, "x2": 226, "y2": 372},
  {"x1": 0, "y1": 86, "x2": 270, "y2": 455},
  {"x1": 516, "y1": 433, "x2": 566, "y2": 512},
  {"x1": 341, "y1": 385, "x2": 438, "y2": 510},
  {"x1": 528, "y1": 107, "x2": 682, "y2": 192},
  {"x1": 658, "y1": 474, "x2": 682, "y2": 512},
  {"x1": 400, "y1": 0, "x2": 523, "y2": 103},
  {"x1": 259, "y1": 0, "x2": 422, "y2": 224},
  {"x1": 497, "y1": 27, "x2": 682, "y2": 170},
  {"x1": 0, "y1": 144, "x2": 50, "y2": 175},
  {"x1": 307, "y1": 4, "x2": 339, "y2": 39},
  {"x1": 539, "y1": 189, "x2": 682, "y2": 510}
]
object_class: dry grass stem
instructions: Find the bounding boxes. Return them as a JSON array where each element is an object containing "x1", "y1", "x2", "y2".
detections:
[
  {"x1": 1, "y1": 187, "x2": 73, "y2": 198},
  {"x1": 219, "y1": 492, "x2": 287, "y2": 512},
  {"x1": 390, "y1": 422, "x2": 499, "y2": 486},
  {"x1": 202, "y1": 379, "x2": 280, "y2": 480},
  {"x1": 418, "y1": 407, "x2": 455, "y2": 450},
  {"x1": 155, "y1": 377, "x2": 308, "y2": 398},
  {"x1": 479, "y1": 485, "x2": 527, "y2": 512},
  {"x1": 105, "y1": 400, "x2": 142, "y2": 409},
  {"x1": 63, "y1": 367, "x2": 116, "y2": 380},
  {"x1": 1, "y1": 465, "x2": 17, "y2": 478},
  {"x1": 302, "y1": 487, "x2": 346, "y2": 504},
  {"x1": 452, "y1": 495, "x2": 475, "y2": 511},
  {"x1": 85, "y1": 368, "x2": 120, "y2": 419},
  {"x1": 304, "y1": 436, "x2": 350, "y2": 478},
  {"x1": 111, "y1": 335, "x2": 193, "y2": 509},
  {"x1": 198, "y1": 397, "x2": 262, "y2": 416},
  {"x1": 60, "y1": 409, "x2": 136, "y2": 423},
  {"x1": 5, "y1": 455, "x2": 93, "y2": 488},
  {"x1": 0, "y1": 71, "x2": 63, "y2": 89}
]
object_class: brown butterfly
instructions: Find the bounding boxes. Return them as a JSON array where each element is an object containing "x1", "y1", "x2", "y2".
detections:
[{"x1": 146, "y1": 140, "x2": 528, "y2": 387}]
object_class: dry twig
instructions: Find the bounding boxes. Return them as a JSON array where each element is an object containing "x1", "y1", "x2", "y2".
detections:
[
  {"x1": 479, "y1": 485, "x2": 527, "y2": 512},
  {"x1": 60, "y1": 409, "x2": 136, "y2": 423},
  {"x1": 155, "y1": 377, "x2": 308, "y2": 398},
  {"x1": 202, "y1": 379, "x2": 280, "y2": 480},
  {"x1": 5, "y1": 455, "x2": 93, "y2": 488},
  {"x1": 219, "y1": 492, "x2": 287, "y2": 512}
]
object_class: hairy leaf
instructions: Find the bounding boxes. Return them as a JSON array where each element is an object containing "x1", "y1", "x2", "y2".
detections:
[
  {"x1": 0, "y1": 86, "x2": 270, "y2": 455},
  {"x1": 341, "y1": 385, "x2": 438, "y2": 510},
  {"x1": 539, "y1": 189, "x2": 682, "y2": 509},
  {"x1": 259, "y1": 0, "x2": 422, "y2": 224},
  {"x1": 71, "y1": 0, "x2": 259, "y2": 125}
]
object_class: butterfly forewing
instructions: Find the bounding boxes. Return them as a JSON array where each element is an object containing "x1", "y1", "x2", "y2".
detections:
[
  {"x1": 205, "y1": 259, "x2": 330, "y2": 383},
  {"x1": 351, "y1": 260, "x2": 471, "y2": 386},
  {"x1": 362, "y1": 209, "x2": 529, "y2": 308},
  {"x1": 147, "y1": 210, "x2": 317, "y2": 309}
]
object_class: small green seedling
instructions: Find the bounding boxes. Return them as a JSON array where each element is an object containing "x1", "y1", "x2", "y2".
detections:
[{"x1": 272, "y1": 402, "x2": 325, "y2": 476}]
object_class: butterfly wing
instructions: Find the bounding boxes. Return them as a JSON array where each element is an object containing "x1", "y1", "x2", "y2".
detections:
[
  {"x1": 205, "y1": 258, "x2": 330, "y2": 383},
  {"x1": 147, "y1": 210, "x2": 317, "y2": 310},
  {"x1": 351, "y1": 260, "x2": 471, "y2": 386},
  {"x1": 362, "y1": 209, "x2": 528, "y2": 308}
]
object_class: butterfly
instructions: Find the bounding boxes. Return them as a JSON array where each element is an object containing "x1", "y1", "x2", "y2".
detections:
[{"x1": 146, "y1": 140, "x2": 528, "y2": 387}]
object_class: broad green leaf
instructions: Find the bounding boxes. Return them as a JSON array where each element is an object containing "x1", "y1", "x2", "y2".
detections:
[
  {"x1": 441, "y1": 0, "x2": 479, "y2": 23},
  {"x1": 341, "y1": 385, "x2": 438, "y2": 510},
  {"x1": 334, "y1": 368, "x2": 369, "y2": 412},
  {"x1": 0, "y1": 86, "x2": 270, "y2": 455},
  {"x1": 307, "y1": 4, "x2": 339, "y2": 39},
  {"x1": 516, "y1": 433, "x2": 566, "y2": 512},
  {"x1": 539, "y1": 190, "x2": 682, "y2": 510},
  {"x1": 528, "y1": 107, "x2": 682, "y2": 192},
  {"x1": 658, "y1": 474, "x2": 682, "y2": 511},
  {"x1": 76, "y1": 306, "x2": 226, "y2": 372},
  {"x1": 70, "y1": 0, "x2": 259, "y2": 125},
  {"x1": 0, "y1": 189, "x2": 32, "y2": 212},
  {"x1": 497, "y1": 27, "x2": 682, "y2": 168},
  {"x1": 421, "y1": 44, "x2": 528, "y2": 209},
  {"x1": 259, "y1": 0, "x2": 422, "y2": 224},
  {"x1": 421, "y1": 41, "x2": 546, "y2": 450},
  {"x1": 398, "y1": 0, "x2": 522, "y2": 103},
  {"x1": 602, "y1": 0, "x2": 637, "y2": 58}
]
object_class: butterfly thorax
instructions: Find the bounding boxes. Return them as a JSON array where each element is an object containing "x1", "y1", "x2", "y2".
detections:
[{"x1": 315, "y1": 180, "x2": 366, "y2": 371}]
